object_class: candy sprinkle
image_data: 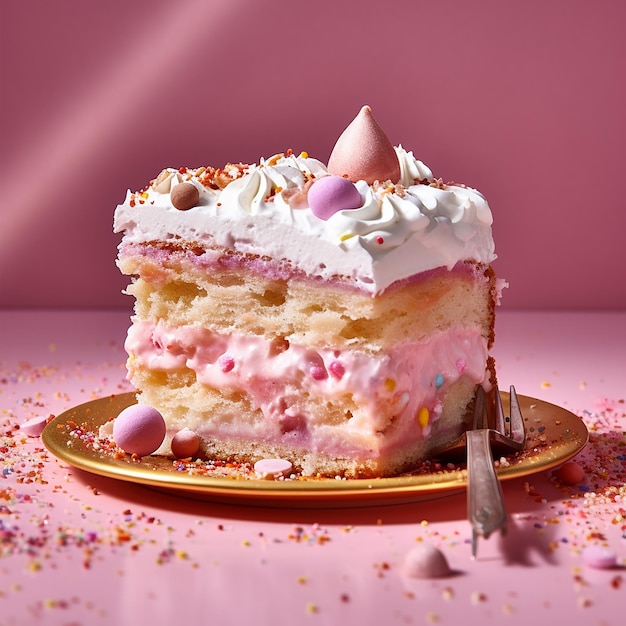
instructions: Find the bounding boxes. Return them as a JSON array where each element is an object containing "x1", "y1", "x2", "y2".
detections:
[{"x1": 418, "y1": 407, "x2": 430, "y2": 428}]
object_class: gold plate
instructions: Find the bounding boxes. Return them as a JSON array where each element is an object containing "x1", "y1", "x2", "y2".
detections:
[{"x1": 42, "y1": 392, "x2": 588, "y2": 508}]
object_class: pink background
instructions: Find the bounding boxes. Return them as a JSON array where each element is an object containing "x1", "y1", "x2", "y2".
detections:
[{"x1": 1, "y1": 0, "x2": 625, "y2": 310}]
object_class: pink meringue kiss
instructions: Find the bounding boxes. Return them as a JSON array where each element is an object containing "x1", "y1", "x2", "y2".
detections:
[
  {"x1": 327, "y1": 105, "x2": 401, "y2": 185},
  {"x1": 308, "y1": 175, "x2": 361, "y2": 220},
  {"x1": 112, "y1": 404, "x2": 166, "y2": 457}
]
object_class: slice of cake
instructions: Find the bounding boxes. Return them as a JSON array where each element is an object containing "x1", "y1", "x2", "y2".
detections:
[{"x1": 113, "y1": 106, "x2": 503, "y2": 478}]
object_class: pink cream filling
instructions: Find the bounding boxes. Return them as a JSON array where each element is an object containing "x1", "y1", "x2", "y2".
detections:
[{"x1": 126, "y1": 321, "x2": 489, "y2": 458}]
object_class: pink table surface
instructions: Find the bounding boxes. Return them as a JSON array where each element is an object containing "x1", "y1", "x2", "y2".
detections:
[{"x1": 1, "y1": 309, "x2": 625, "y2": 626}]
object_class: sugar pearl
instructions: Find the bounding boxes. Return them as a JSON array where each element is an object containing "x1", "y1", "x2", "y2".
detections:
[
  {"x1": 554, "y1": 461, "x2": 585, "y2": 485},
  {"x1": 171, "y1": 428, "x2": 200, "y2": 459}
]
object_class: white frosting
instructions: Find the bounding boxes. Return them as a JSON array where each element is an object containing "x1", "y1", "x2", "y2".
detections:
[{"x1": 114, "y1": 147, "x2": 496, "y2": 294}]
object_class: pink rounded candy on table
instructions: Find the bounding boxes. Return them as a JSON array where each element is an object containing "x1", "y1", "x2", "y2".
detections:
[
  {"x1": 254, "y1": 458, "x2": 293, "y2": 480},
  {"x1": 171, "y1": 428, "x2": 200, "y2": 459},
  {"x1": 20, "y1": 414, "x2": 51, "y2": 437},
  {"x1": 582, "y1": 546, "x2": 618, "y2": 569},
  {"x1": 554, "y1": 461, "x2": 585, "y2": 485},
  {"x1": 308, "y1": 176, "x2": 362, "y2": 220},
  {"x1": 404, "y1": 543, "x2": 452, "y2": 579},
  {"x1": 113, "y1": 405, "x2": 166, "y2": 457}
]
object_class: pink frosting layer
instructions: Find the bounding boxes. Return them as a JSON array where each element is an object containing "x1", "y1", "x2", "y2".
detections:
[
  {"x1": 126, "y1": 321, "x2": 489, "y2": 458},
  {"x1": 119, "y1": 240, "x2": 485, "y2": 294}
]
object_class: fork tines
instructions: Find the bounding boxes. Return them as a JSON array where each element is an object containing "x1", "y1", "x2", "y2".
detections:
[{"x1": 494, "y1": 385, "x2": 525, "y2": 445}]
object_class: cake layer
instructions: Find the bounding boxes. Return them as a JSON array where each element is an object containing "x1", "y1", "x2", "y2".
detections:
[{"x1": 120, "y1": 242, "x2": 497, "y2": 351}]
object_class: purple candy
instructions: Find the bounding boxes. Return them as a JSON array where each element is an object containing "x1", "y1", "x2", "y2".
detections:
[
  {"x1": 308, "y1": 176, "x2": 361, "y2": 220},
  {"x1": 113, "y1": 404, "x2": 166, "y2": 457}
]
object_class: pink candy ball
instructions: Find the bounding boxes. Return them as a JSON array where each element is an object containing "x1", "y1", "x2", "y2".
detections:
[
  {"x1": 171, "y1": 428, "x2": 200, "y2": 459},
  {"x1": 404, "y1": 544, "x2": 452, "y2": 579},
  {"x1": 308, "y1": 176, "x2": 361, "y2": 220},
  {"x1": 554, "y1": 461, "x2": 585, "y2": 485},
  {"x1": 113, "y1": 405, "x2": 166, "y2": 457}
]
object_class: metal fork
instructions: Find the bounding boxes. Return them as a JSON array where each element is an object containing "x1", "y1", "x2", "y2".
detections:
[{"x1": 467, "y1": 385, "x2": 525, "y2": 557}]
